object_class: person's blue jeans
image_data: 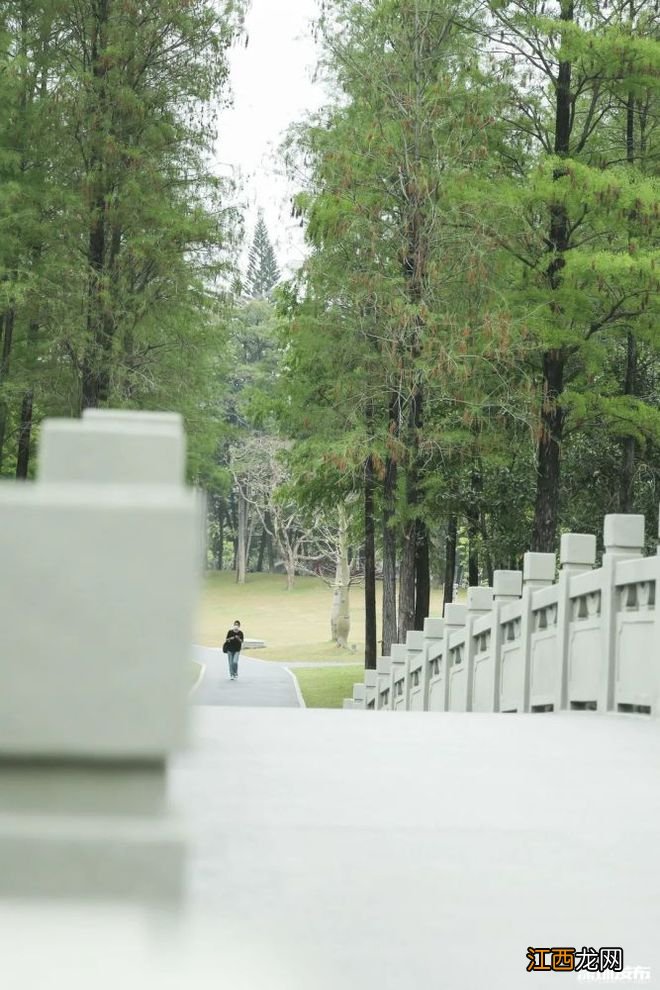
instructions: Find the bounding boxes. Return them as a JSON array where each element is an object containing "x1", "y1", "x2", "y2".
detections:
[{"x1": 227, "y1": 651, "x2": 240, "y2": 678}]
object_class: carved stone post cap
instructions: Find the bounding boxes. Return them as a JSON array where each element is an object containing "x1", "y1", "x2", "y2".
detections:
[
  {"x1": 560, "y1": 533, "x2": 597, "y2": 567},
  {"x1": 493, "y1": 570, "x2": 522, "y2": 598},
  {"x1": 523, "y1": 552, "x2": 556, "y2": 583},
  {"x1": 406, "y1": 630, "x2": 425, "y2": 650},
  {"x1": 466, "y1": 586, "x2": 493, "y2": 611},
  {"x1": 364, "y1": 670, "x2": 378, "y2": 688},
  {"x1": 603, "y1": 514, "x2": 644, "y2": 551},
  {"x1": 444, "y1": 603, "x2": 467, "y2": 626},
  {"x1": 376, "y1": 657, "x2": 391, "y2": 675},
  {"x1": 423, "y1": 617, "x2": 445, "y2": 639},
  {"x1": 390, "y1": 644, "x2": 408, "y2": 662},
  {"x1": 38, "y1": 417, "x2": 185, "y2": 486},
  {"x1": 83, "y1": 408, "x2": 184, "y2": 431}
]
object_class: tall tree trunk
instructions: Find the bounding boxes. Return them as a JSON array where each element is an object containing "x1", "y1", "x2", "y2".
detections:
[
  {"x1": 256, "y1": 522, "x2": 268, "y2": 572},
  {"x1": 330, "y1": 504, "x2": 352, "y2": 648},
  {"x1": 414, "y1": 518, "x2": 430, "y2": 629},
  {"x1": 81, "y1": 0, "x2": 116, "y2": 411},
  {"x1": 619, "y1": 77, "x2": 637, "y2": 512},
  {"x1": 531, "y1": 0, "x2": 573, "y2": 552},
  {"x1": 467, "y1": 468, "x2": 481, "y2": 584},
  {"x1": 381, "y1": 449, "x2": 398, "y2": 655},
  {"x1": 235, "y1": 487, "x2": 248, "y2": 584},
  {"x1": 532, "y1": 351, "x2": 565, "y2": 551},
  {"x1": 398, "y1": 384, "x2": 423, "y2": 643},
  {"x1": 443, "y1": 516, "x2": 457, "y2": 612},
  {"x1": 216, "y1": 505, "x2": 224, "y2": 570},
  {"x1": 364, "y1": 455, "x2": 378, "y2": 669},
  {"x1": 15, "y1": 389, "x2": 33, "y2": 479},
  {"x1": 620, "y1": 331, "x2": 637, "y2": 512},
  {"x1": 0, "y1": 305, "x2": 16, "y2": 472}
]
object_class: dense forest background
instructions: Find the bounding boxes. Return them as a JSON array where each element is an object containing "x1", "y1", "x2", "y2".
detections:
[{"x1": 1, "y1": 0, "x2": 658, "y2": 664}]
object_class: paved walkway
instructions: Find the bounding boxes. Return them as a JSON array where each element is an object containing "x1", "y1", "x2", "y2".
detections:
[
  {"x1": 191, "y1": 646, "x2": 301, "y2": 708},
  {"x1": 168, "y1": 707, "x2": 660, "y2": 988}
]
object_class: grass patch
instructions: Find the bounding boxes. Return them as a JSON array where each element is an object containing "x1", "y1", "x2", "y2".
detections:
[
  {"x1": 196, "y1": 571, "x2": 446, "y2": 663},
  {"x1": 292, "y1": 664, "x2": 364, "y2": 709}
]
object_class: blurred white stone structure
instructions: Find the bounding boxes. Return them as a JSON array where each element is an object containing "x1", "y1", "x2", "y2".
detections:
[
  {"x1": 2, "y1": 421, "x2": 659, "y2": 988},
  {"x1": 348, "y1": 514, "x2": 660, "y2": 717},
  {"x1": 0, "y1": 410, "x2": 203, "y2": 901}
]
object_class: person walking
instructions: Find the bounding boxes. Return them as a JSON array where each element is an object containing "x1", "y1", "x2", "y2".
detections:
[{"x1": 223, "y1": 620, "x2": 244, "y2": 680}]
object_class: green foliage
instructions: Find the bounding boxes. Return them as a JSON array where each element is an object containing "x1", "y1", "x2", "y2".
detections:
[
  {"x1": 245, "y1": 213, "x2": 281, "y2": 298},
  {"x1": 0, "y1": 0, "x2": 246, "y2": 479}
]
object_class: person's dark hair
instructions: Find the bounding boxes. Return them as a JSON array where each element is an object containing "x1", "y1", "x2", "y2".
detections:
[{"x1": 233, "y1": 620, "x2": 241, "y2": 626}]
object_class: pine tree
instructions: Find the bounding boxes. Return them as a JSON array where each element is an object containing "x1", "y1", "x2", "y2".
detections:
[{"x1": 246, "y1": 213, "x2": 280, "y2": 298}]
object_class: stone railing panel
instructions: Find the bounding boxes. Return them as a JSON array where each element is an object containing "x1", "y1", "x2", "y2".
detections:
[{"x1": 614, "y1": 555, "x2": 657, "y2": 714}]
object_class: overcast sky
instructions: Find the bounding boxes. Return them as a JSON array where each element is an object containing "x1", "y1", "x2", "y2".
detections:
[{"x1": 217, "y1": 0, "x2": 326, "y2": 277}]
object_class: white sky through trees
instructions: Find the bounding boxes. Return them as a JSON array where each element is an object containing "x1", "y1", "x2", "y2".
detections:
[{"x1": 217, "y1": 0, "x2": 325, "y2": 277}]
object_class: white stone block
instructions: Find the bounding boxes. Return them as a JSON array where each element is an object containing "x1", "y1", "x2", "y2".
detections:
[
  {"x1": 444, "y1": 603, "x2": 467, "y2": 626},
  {"x1": 342, "y1": 699, "x2": 355, "y2": 710},
  {"x1": 390, "y1": 644, "x2": 408, "y2": 661},
  {"x1": 352, "y1": 684, "x2": 366, "y2": 702},
  {"x1": 364, "y1": 670, "x2": 377, "y2": 688},
  {"x1": 467, "y1": 587, "x2": 493, "y2": 612},
  {"x1": 38, "y1": 419, "x2": 185, "y2": 486},
  {"x1": 376, "y1": 657, "x2": 391, "y2": 676},
  {"x1": 523, "y1": 552, "x2": 556, "y2": 584},
  {"x1": 0, "y1": 484, "x2": 198, "y2": 759},
  {"x1": 423, "y1": 617, "x2": 445, "y2": 639},
  {"x1": 83, "y1": 409, "x2": 183, "y2": 431},
  {"x1": 493, "y1": 570, "x2": 522, "y2": 599},
  {"x1": 603, "y1": 514, "x2": 645, "y2": 552},
  {"x1": 0, "y1": 764, "x2": 167, "y2": 817},
  {"x1": 406, "y1": 630, "x2": 425, "y2": 650},
  {"x1": 0, "y1": 808, "x2": 183, "y2": 902},
  {"x1": 560, "y1": 533, "x2": 597, "y2": 567}
]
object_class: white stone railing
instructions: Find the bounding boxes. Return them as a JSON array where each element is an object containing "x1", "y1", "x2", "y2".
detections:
[
  {"x1": 0, "y1": 411, "x2": 203, "y2": 901},
  {"x1": 346, "y1": 513, "x2": 660, "y2": 717}
]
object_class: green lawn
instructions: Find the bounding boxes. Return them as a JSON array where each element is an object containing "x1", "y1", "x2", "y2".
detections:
[
  {"x1": 292, "y1": 664, "x2": 364, "y2": 709},
  {"x1": 196, "y1": 571, "x2": 446, "y2": 663}
]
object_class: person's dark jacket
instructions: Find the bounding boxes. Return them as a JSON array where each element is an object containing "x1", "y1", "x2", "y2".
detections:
[{"x1": 225, "y1": 629, "x2": 244, "y2": 654}]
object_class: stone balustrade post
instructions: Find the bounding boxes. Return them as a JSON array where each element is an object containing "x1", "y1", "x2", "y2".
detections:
[
  {"x1": 404, "y1": 631, "x2": 425, "y2": 710},
  {"x1": 462, "y1": 587, "x2": 494, "y2": 711},
  {"x1": 375, "y1": 656, "x2": 392, "y2": 710},
  {"x1": 389, "y1": 644, "x2": 408, "y2": 710},
  {"x1": 441, "y1": 604, "x2": 467, "y2": 711},
  {"x1": 519, "y1": 553, "x2": 556, "y2": 712},
  {"x1": 421, "y1": 617, "x2": 445, "y2": 711},
  {"x1": 554, "y1": 534, "x2": 597, "y2": 712},
  {"x1": 0, "y1": 411, "x2": 200, "y2": 902},
  {"x1": 489, "y1": 570, "x2": 523, "y2": 711},
  {"x1": 364, "y1": 668, "x2": 378, "y2": 710},
  {"x1": 597, "y1": 515, "x2": 645, "y2": 712}
]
